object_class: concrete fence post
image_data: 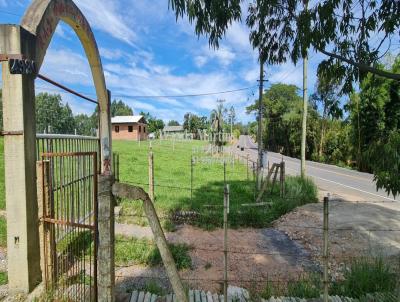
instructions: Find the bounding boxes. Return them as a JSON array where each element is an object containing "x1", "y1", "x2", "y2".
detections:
[
  {"x1": 323, "y1": 195, "x2": 330, "y2": 302},
  {"x1": 149, "y1": 149, "x2": 155, "y2": 202},
  {"x1": 1, "y1": 25, "x2": 42, "y2": 293},
  {"x1": 98, "y1": 175, "x2": 115, "y2": 302}
]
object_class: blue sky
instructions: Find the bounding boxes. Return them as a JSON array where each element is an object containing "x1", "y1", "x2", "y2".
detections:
[{"x1": 0, "y1": 0, "x2": 336, "y2": 124}]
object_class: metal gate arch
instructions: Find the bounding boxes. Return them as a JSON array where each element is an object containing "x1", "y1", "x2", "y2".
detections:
[{"x1": 0, "y1": 0, "x2": 114, "y2": 297}]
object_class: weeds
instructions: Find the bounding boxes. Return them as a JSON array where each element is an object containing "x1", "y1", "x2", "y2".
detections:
[
  {"x1": 331, "y1": 256, "x2": 397, "y2": 298},
  {"x1": 261, "y1": 257, "x2": 398, "y2": 299}
]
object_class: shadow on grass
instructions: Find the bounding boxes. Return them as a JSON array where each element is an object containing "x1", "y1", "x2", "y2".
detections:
[{"x1": 117, "y1": 176, "x2": 318, "y2": 230}]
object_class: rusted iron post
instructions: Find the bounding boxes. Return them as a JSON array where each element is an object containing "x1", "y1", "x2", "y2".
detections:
[
  {"x1": 223, "y1": 184, "x2": 230, "y2": 302},
  {"x1": 149, "y1": 148, "x2": 155, "y2": 202},
  {"x1": 323, "y1": 195, "x2": 330, "y2": 302},
  {"x1": 112, "y1": 183, "x2": 188, "y2": 302},
  {"x1": 36, "y1": 160, "x2": 56, "y2": 285}
]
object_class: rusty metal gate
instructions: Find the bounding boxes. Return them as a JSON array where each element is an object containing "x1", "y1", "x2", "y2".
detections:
[{"x1": 38, "y1": 151, "x2": 98, "y2": 301}]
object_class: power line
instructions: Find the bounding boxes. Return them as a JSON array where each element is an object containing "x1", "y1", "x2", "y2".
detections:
[{"x1": 36, "y1": 81, "x2": 257, "y2": 99}]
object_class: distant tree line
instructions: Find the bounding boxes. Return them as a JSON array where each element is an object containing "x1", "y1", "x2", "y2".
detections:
[{"x1": 247, "y1": 56, "x2": 400, "y2": 196}]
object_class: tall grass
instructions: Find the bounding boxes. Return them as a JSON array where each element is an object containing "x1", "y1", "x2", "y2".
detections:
[
  {"x1": 331, "y1": 256, "x2": 397, "y2": 298},
  {"x1": 260, "y1": 257, "x2": 398, "y2": 299}
]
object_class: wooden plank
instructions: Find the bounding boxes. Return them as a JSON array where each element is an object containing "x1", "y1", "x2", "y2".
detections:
[
  {"x1": 189, "y1": 290, "x2": 194, "y2": 302},
  {"x1": 206, "y1": 291, "x2": 213, "y2": 302},
  {"x1": 130, "y1": 291, "x2": 139, "y2": 302},
  {"x1": 212, "y1": 293, "x2": 219, "y2": 302},
  {"x1": 166, "y1": 294, "x2": 173, "y2": 302},
  {"x1": 137, "y1": 291, "x2": 145, "y2": 302},
  {"x1": 195, "y1": 290, "x2": 201, "y2": 302},
  {"x1": 219, "y1": 295, "x2": 224, "y2": 302},
  {"x1": 173, "y1": 294, "x2": 177, "y2": 302},
  {"x1": 143, "y1": 292, "x2": 151, "y2": 302}
]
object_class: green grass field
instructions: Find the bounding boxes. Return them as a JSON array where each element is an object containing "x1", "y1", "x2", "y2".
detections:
[{"x1": 114, "y1": 139, "x2": 318, "y2": 229}]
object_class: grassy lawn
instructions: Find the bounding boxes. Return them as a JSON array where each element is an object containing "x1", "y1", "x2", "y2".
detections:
[
  {"x1": 114, "y1": 139, "x2": 318, "y2": 229},
  {"x1": 115, "y1": 235, "x2": 192, "y2": 269}
]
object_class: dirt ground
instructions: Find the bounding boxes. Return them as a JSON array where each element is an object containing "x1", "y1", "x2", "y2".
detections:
[
  {"x1": 115, "y1": 225, "x2": 315, "y2": 296},
  {"x1": 115, "y1": 197, "x2": 400, "y2": 297}
]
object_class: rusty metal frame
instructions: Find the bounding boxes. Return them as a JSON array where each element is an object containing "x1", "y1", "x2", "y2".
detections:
[{"x1": 40, "y1": 151, "x2": 98, "y2": 301}]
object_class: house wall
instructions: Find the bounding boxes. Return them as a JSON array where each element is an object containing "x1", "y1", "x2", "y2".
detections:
[{"x1": 112, "y1": 123, "x2": 148, "y2": 140}]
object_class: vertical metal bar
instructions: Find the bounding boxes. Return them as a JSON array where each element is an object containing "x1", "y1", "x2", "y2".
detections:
[
  {"x1": 223, "y1": 184, "x2": 229, "y2": 302},
  {"x1": 323, "y1": 195, "x2": 329, "y2": 302}
]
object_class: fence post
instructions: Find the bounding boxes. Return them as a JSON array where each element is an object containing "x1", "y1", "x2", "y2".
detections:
[
  {"x1": 323, "y1": 195, "x2": 330, "y2": 302},
  {"x1": 253, "y1": 162, "x2": 256, "y2": 202},
  {"x1": 36, "y1": 160, "x2": 56, "y2": 285},
  {"x1": 224, "y1": 161, "x2": 227, "y2": 185},
  {"x1": 191, "y1": 156, "x2": 194, "y2": 201},
  {"x1": 280, "y1": 161, "x2": 285, "y2": 197},
  {"x1": 149, "y1": 149, "x2": 155, "y2": 202},
  {"x1": 246, "y1": 154, "x2": 249, "y2": 181},
  {"x1": 223, "y1": 184, "x2": 230, "y2": 302}
]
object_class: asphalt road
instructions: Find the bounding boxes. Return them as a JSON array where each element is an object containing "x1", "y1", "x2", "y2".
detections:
[{"x1": 237, "y1": 135, "x2": 399, "y2": 202}]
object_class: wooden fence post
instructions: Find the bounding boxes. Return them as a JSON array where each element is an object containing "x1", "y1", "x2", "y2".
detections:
[
  {"x1": 246, "y1": 154, "x2": 249, "y2": 181},
  {"x1": 191, "y1": 156, "x2": 194, "y2": 201},
  {"x1": 323, "y1": 195, "x2": 330, "y2": 302},
  {"x1": 223, "y1": 184, "x2": 230, "y2": 302},
  {"x1": 280, "y1": 161, "x2": 285, "y2": 197},
  {"x1": 112, "y1": 183, "x2": 188, "y2": 302},
  {"x1": 253, "y1": 162, "x2": 256, "y2": 202},
  {"x1": 149, "y1": 149, "x2": 154, "y2": 202}
]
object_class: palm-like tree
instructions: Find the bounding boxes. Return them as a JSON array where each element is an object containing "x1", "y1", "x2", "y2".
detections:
[{"x1": 210, "y1": 101, "x2": 227, "y2": 151}]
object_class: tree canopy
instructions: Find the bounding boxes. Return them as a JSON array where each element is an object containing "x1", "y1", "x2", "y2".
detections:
[
  {"x1": 36, "y1": 93, "x2": 76, "y2": 134},
  {"x1": 169, "y1": 0, "x2": 400, "y2": 92},
  {"x1": 111, "y1": 100, "x2": 133, "y2": 117}
]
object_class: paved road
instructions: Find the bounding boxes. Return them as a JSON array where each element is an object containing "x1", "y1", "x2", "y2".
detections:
[{"x1": 237, "y1": 135, "x2": 399, "y2": 202}]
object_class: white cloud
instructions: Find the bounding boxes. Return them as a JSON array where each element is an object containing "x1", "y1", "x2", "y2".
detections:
[
  {"x1": 40, "y1": 49, "x2": 93, "y2": 86},
  {"x1": 75, "y1": 0, "x2": 136, "y2": 45},
  {"x1": 197, "y1": 45, "x2": 236, "y2": 67},
  {"x1": 100, "y1": 48, "x2": 124, "y2": 60},
  {"x1": 194, "y1": 56, "x2": 208, "y2": 68}
]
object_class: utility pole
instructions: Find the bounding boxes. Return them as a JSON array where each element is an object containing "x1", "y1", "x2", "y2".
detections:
[
  {"x1": 301, "y1": 0, "x2": 308, "y2": 178},
  {"x1": 257, "y1": 58, "x2": 265, "y2": 190}
]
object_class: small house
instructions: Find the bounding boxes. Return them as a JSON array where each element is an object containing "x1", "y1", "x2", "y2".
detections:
[
  {"x1": 111, "y1": 115, "x2": 148, "y2": 141},
  {"x1": 163, "y1": 125, "x2": 184, "y2": 134}
]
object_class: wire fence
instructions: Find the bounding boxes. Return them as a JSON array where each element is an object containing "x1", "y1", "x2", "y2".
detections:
[{"x1": 113, "y1": 141, "x2": 400, "y2": 300}]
